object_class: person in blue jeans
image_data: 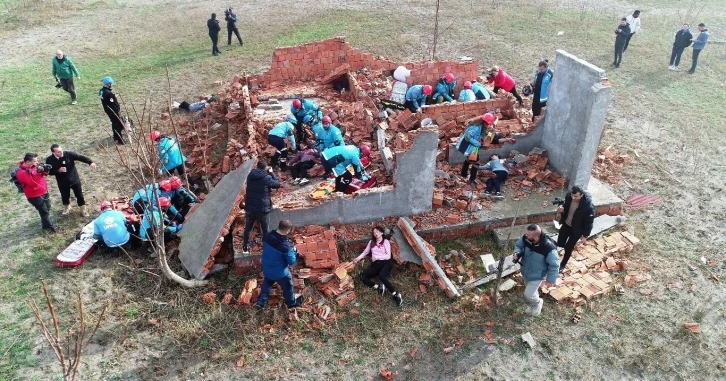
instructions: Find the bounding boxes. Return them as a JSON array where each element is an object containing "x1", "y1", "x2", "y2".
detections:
[
  {"x1": 688, "y1": 23, "x2": 709, "y2": 74},
  {"x1": 256, "y1": 220, "x2": 305, "y2": 309},
  {"x1": 479, "y1": 154, "x2": 509, "y2": 197}
]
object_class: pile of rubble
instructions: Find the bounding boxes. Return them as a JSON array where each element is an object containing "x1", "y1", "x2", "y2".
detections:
[
  {"x1": 592, "y1": 147, "x2": 632, "y2": 184},
  {"x1": 542, "y1": 229, "x2": 641, "y2": 304}
]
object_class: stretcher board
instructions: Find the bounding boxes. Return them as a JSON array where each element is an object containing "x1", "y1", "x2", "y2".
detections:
[
  {"x1": 56, "y1": 221, "x2": 97, "y2": 267},
  {"x1": 345, "y1": 177, "x2": 377, "y2": 194}
]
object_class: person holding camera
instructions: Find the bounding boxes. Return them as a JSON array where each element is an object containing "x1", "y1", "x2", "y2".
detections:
[
  {"x1": 45, "y1": 144, "x2": 96, "y2": 217},
  {"x1": 224, "y1": 7, "x2": 243, "y2": 46},
  {"x1": 556, "y1": 186, "x2": 595, "y2": 272},
  {"x1": 256, "y1": 219, "x2": 305, "y2": 310},
  {"x1": 513, "y1": 224, "x2": 560, "y2": 317},
  {"x1": 207, "y1": 13, "x2": 222, "y2": 56},
  {"x1": 241, "y1": 160, "x2": 280, "y2": 254},
  {"x1": 52, "y1": 50, "x2": 80, "y2": 105},
  {"x1": 15, "y1": 153, "x2": 57, "y2": 233}
]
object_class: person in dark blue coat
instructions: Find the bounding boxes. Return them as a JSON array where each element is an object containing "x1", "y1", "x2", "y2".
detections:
[
  {"x1": 613, "y1": 18, "x2": 631, "y2": 68},
  {"x1": 556, "y1": 186, "x2": 595, "y2": 272},
  {"x1": 256, "y1": 220, "x2": 305, "y2": 309},
  {"x1": 242, "y1": 160, "x2": 280, "y2": 254}
]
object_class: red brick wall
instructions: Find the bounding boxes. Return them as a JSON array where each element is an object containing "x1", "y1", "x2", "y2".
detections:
[{"x1": 421, "y1": 98, "x2": 513, "y2": 121}]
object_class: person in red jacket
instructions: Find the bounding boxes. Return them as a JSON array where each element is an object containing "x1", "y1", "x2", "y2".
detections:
[
  {"x1": 487, "y1": 66, "x2": 524, "y2": 106},
  {"x1": 15, "y1": 153, "x2": 57, "y2": 232}
]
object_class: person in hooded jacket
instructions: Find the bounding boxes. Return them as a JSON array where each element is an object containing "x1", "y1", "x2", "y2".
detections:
[
  {"x1": 613, "y1": 18, "x2": 632, "y2": 68},
  {"x1": 99, "y1": 76, "x2": 125, "y2": 145},
  {"x1": 530, "y1": 60, "x2": 553, "y2": 121},
  {"x1": 15, "y1": 153, "x2": 57, "y2": 233},
  {"x1": 513, "y1": 224, "x2": 560, "y2": 317},
  {"x1": 321, "y1": 144, "x2": 369, "y2": 193},
  {"x1": 256, "y1": 220, "x2": 304, "y2": 309},
  {"x1": 242, "y1": 161, "x2": 280, "y2": 254},
  {"x1": 312, "y1": 116, "x2": 344, "y2": 152},
  {"x1": 471, "y1": 80, "x2": 491, "y2": 100},
  {"x1": 268, "y1": 116, "x2": 297, "y2": 169},
  {"x1": 404, "y1": 84, "x2": 432, "y2": 112},
  {"x1": 487, "y1": 66, "x2": 523, "y2": 106},
  {"x1": 556, "y1": 186, "x2": 595, "y2": 272},
  {"x1": 669, "y1": 24, "x2": 693, "y2": 70},
  {"x1": 432, "y1": 73, "x2": 457, "y2": 103},
  {"x1": 149, "y1": 131, "x2": 187, "y2": 175}
]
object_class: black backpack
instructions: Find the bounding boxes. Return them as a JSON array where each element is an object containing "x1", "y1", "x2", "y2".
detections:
[{"x1": 9, "y1": 168, "x2": 23, "y2": 193}]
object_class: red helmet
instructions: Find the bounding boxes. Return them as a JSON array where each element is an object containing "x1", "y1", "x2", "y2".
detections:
[
  {"x1": 322, "y1": 116, "x2": 332, "y2": 125},
  {"x1": 444, "y1": 73, "x2": 455, "y2": 83},
  {"x1": 463, "y1": 81, "x2": 473, "y2": 89},
  {"x1": 481, "y1": 113, "x2": 496, "y2": 125},
  {"x1": 359, "y1": 144, "x2": 371, "y2": 158},
  {"x1": 169, "y1": 176, "x2": 182, "y2": 190},
  {"x1": 158, "y1": 197, "x2": 171, "y2": 209},
  {"x1": 422, "y1": 85, "x2": 433, "y2": 95},
  {"x1": 99, "y1": 201, "x2": 112, "y2": 211},
  {"x1": 292, "y1": 99, "x2": 302, "y2": 109},
  {"x1": 159, "y1": 180, "x2": 172, "y2": 192},
  {"x1": 149, "y1": 131, "x2": 161, "y2": 141}
]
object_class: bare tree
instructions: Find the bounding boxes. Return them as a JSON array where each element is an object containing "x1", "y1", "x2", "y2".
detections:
[
  {"x1": 29, "y1": 281, "x2": 106, "y2": 381},
  {"x1": 431, "y1": 0, "x2": 456, "y2": 60}
]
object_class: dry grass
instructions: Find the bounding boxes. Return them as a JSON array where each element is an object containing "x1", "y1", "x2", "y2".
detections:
[{"x1": 0, "y1": 0, "x2": 725, "y2": 379}]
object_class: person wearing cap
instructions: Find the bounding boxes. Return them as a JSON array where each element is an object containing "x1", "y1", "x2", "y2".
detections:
[
  {"x1": 290, "y1": 98, "x2": 322, "y2": 145},
  {"x1": 432, "y1": 73, "x2": 457, "y2": 103},
  {"x1": 530, "y1": 60, "x2": 554, "y2": 121},
  {"x1": 487, "y1": 66, "x2": 524, "y2": 106},
  {"x1": 149, "y1": 131, "x2": 187, "y2": 176},
  {"x1": 471, "y1": 80, "x2": 491, "y2": 100},
  {"x1": 458, "y1": 81, "x2": 476, "y2": 102},
  {"x1": 268, "y1": 116, "x2": 297, "y2": 169},
  {"x1": 167, "y1": 176, "x2": 199, "y2": 216},
  {"x1": 287, "y1": 142, "x2": 319, "y2": 186},
  {"x1": 321, "y1": 144, "x2": 370, "y2": 193},
  {"x1": 93, "y1": 201, "x2": 130, "y2": 250},
  {"x1": 312, "y1": 115, "x2": 344, "y2": 153},
  {"x1": 99, "y1": 76, "x2": 124, "y2": 145},
  {"x1": 52, "y1": 50, "x2": 80, "y2": 105},
  {"x1": 140, "y1": 197, "x2": 183, "y2": 250},
  {"x1": 404, "y1": 84, "x2": 432, "y2": 113},
  {"x1": 45, "y1": 144, "x2": 96, "y2": 217},
  {"x1": 688, "y1": 23, "x2": 709, "y2": 74}
]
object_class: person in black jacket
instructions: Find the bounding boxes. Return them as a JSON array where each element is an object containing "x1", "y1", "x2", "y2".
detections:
[
  {"x1": 46, "y1": 144, "x2": 96, "y2": 217},
  {"x1": 556, "y1": 186, "x2": 595, "y2": 272},
  {"x1": 613, "y1": 18, "x2": 631, "y2": 68},
  {"x1": 669, "y1": 24, "x2": 693, "y2": 70},
  {"x1": 224, "y1": 7, "x2": 243, "y2": 46},
  {"x1": 99, "y1": 76, "x2": 124, "y2": 145},
  {"x1": 242, "y1": 160, "x2": 280, "y2": 254},
  {"x1": 207, "y1": 13, "x2": 222, "y2": 56}
]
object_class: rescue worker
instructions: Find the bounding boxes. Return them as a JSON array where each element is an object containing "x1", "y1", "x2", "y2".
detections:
[
  {"x1": 432, "y1": 73, "x2": 457, "y2": 103},
  {"x1": 132, "y1": 182, "x2": 182, "y2": 222},
  {"x1": 458, "y1": 81, "x2": 476, "y2": 102},
  {"x1": 268, "y1": 115, "x2": 297, "y2": 169},
  {"x1": 404, "y1": 84, "x2": 432, "y2": 113},
  {"x1": 456, "y1": 114, "x2": 493, "y2": 186},
  {"x1": 168, "y1": 176, "x2": 198, "y2": 216},
  {"x1": 140, "y1": 197, "x2": 183, "y2": 251},
  {"x1": 93, "y1": 201, "x2": 130, "y2": 250},
  {"x1": 149, "y1": 131, "x2": 187, "y2": 176},
  {"x1": 487, "y1": 66, "x2": 524, "y2": 106},
  {"x1": 312, "y1": 115, "x2": 344, "y2": 152},
  {"x1": 321, "y1": 144, "x2": 370, "y2": 193},
  {"x1": 99, "y1": 76, "x2": 125, "y2": 145},
  {"x1": 471, "y1": 80, "x2": 491, "y2": 100},
  {"x1": 290, "y1": 98, "x2": 322, "y2": 146}
]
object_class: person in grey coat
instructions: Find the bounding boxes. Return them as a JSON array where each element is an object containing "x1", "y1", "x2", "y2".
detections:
[
  {"x1": 224, "y1": 7, "x2": 243, "y2": 46},
  {"x1": 513, "y1": 224, "x2": 560, "y2": 317},
  {"x1": 688, "y1": 23, "x2": 709, "y2": 74}
]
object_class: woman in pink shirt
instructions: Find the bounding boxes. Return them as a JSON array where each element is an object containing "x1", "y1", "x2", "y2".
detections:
[{"x1": 353, "y1": 226, "x2": 403, "y2": 306}]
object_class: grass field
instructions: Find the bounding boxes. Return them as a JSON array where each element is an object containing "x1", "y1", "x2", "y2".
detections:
[{"x1": 1, "y1": 0, "x2": 725, "y2": 379}]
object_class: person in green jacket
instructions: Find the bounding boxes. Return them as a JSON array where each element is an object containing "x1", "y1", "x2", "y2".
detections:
[{"x1": 52, "y1": 50, "x2": 80, "y2": 105}]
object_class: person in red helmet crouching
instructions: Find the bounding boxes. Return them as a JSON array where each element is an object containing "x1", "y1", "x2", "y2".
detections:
[
  {"x1": 93, "y1": 201, "x2": 131, "y2": 251},
  {"x1": 320, "y1": 144, "x2": 371, "y2": 193},
  {"x1": 432, "y1": 72, "x2": 457, "y2": 103},
  {"x1": 404, "y1": 84, "x2": 432, "y2": 113},
  {"x1": 149, "y1": 130, "x2": 187, "y2": 176}
]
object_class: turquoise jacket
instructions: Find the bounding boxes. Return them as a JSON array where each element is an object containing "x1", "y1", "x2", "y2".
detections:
[
  {"x1": 432, "y1": 78, "x2": 456, "y2": 101},
  {"x1": 140, "y1": 206, "x2": 181, "y2": 241},
  {"x1": 322, "y1": 145, "x2": 363, "y2": 177},
  {"x1": 458, "y1": 89, "x2": 476, "y2": 102},
  {"x1": 269, "y1": 121, "x2": 296, "y2": 148},
  {"x1": 312, "y1": 124, "x2": 343, "y2": 151},
  {"x1": 514, "y1": 235, "x2": 560, "y2": 284},
  {"x1": 158, "y1": 136, "x2": 187, "y2": 171},
  {"x1": 291, "y1": 99, "x2": 322, "y2": 122},
  {"x1": 405, "y1": 85, "x2": 428, "y2": 110},
  {"x1": 132, "y1": 184, "x2": 179, "y2": 215},
  {"x1": 456, "y1": 124, "x2": 483, "y2": 156},
  {"x1": 533, "y1": 69, "x2": 553, "y2": 103},
  {"x1": 471, "y1": 82, "x2": 490, "y2": 99},
  {"x1": 93, "y1": 210, "x2": 130, "y2": 247}
]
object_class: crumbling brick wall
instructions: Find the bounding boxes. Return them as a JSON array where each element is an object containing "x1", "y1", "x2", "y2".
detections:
[{"x1": 421, "y1": 98, "x2": 513, "y2": 122}]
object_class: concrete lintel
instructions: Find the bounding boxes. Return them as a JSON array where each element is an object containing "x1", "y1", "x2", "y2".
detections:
[{"x1": 448, "y1": 121, "x2": 545, "y2": 165}]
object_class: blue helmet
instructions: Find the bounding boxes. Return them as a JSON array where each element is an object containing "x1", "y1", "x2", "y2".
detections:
[
  {"x1": 286, "y1": 115, "x2": 298, "y2": 124},
  {"x1": 102, "y1": 76, "x2": 114, "y2": 85},
  {"x1": 303, "y1": 115, "x2": 314, "y2": 124}
]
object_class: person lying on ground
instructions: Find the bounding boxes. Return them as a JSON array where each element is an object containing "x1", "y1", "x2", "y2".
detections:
[{"x1": 173, "y1": 95, "x2": 218, "y2": 112}]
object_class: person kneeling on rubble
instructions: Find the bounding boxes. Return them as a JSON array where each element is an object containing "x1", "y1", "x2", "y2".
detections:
[
  {"x1": 487, "y1": 66, "x2": 524, "y2": 106},
  {"x1": 353, "y1": 226, "x2": 403, "y2": 306},
  {"x1": 321, "y1": 144, "x2": 370, "y2": 193},
  {"x1": 268, "y1": 115, "x2": 297, "y2": 169},
  {"x1": 173, "y1": 95, "x2": 218, "y2": 112},
  {"x1": 432, "y1": 73, "x2": 457, "y2": 103},
  {"x1": 167, "y1": 176, "x2": 199, "y2": 216},
  {"x1": 256, "y1": 219, "x2": 305, "y2": 310},
  {"x1": 288, "y1": 143, "x2": 319, "y2": 186},
  {"x1": 312, "y1": 115, "x2": 344, "y2": 153},
  {"x1": 404, "y1": 84, "x2": 432, "y2": 113},
  {"x1": 140, "y1": 197, "x2": 183, "y2": 252},
  {"x1": 471, "y1": 79, "x2": 491, "y2": 100},
  {"x1": 291, "y1": 98, "x2": 322, "y2": 145},
  {"x1": 149, "y1": 131, "x2": 187, "y2": 176},
  {"x1": 513, "y1": 224, "x2": 560, "y2": 317},
  {"x1": 132, "y1": 182, "x2": 184, "y2": 222},
  {"x1": 458, "y1": 81, "x2": 476, "y2": 102},
  {"x1": 93, "y1": 201, "x2": 131, "y2": 251}
]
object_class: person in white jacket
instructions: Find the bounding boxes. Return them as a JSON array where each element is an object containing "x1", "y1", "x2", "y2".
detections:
[{"x1": 624, "y1": 10, "x2": 641, "y2": 51}]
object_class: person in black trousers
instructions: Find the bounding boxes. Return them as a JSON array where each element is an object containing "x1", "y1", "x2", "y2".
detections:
[
  {"x1": 669, "y1": 24, "x2": 693, "y2": 70},
  {"x1": 241, "y1": 161, "x2": 280, "y2": 254},
  {"x1": 224, "y1": 7, "x2": 243, "y2": 46},
  {"x1": 353, "y1": 226, "x2": 403, "y2": 306},
  {"x1": 99, "y1": 76, "x2": 125, "y2": 145},
  {"x1": 46, "y1": 144, "x2": 96, "y2": 217},
  {"x1": 207, "y1": 13, "x2": 222, "y2": 56},
  {"x1": 556, "y1": 186, "x2": 595, "y2": 272},
  {"x1": 613, "y1": 18, "x2": 631, "y2": 68}
]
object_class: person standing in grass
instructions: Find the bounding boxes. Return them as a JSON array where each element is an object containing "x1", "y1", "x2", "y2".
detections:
[
  {"x1": 224, "y1": 7, "x2": 243, "y2": 46},
  {"x1": 612, "y1": 18, "x2": 631, "y2": 68},
  {"x1": 688, "y1": 23, "x2": 709, "y2": 74},
  {"x1": 207, "y1": 13, "x2": 222, "y2": 56},
  {"x1": 52, "y1": 50, "x2": 80, "y2": 105},
  {"x1": 669, "y1": 24, "x2": 693, "y2": 71},
  {"x1": 353, "y1": 226, "x2": 403, "y2": 306},
  {"x1": 15, "y1": 153, "x2": 57, "y2": 233},
  {"x1": 623, "y1": 10, "x2": 641, "y2": 52},
  {"x1": 45, "y1": 144, "x2": 96, "y2": 217},
  {"x1": 99, "y1": 76, "x2": 125, "y2": 145}
]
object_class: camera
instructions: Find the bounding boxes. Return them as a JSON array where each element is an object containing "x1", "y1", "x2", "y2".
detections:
[
  {"x1": 224, "y1": 8, "x2": 232, "y2": 15},
  {"x1": 552, "y1": 197, "x2": 565, "y2": 206},
  {"x1": 36, "y1": 163, "x2": 53, "y2": 173},
  {"x1": 486, "y1": 73, "x2": 495, "y2": 80}
]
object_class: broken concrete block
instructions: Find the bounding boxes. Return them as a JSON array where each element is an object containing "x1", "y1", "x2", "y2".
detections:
[
  {"x1": 521, "y1": 332, "x2": 536, "y2": 348},
  {"x1": 499, "y1": 278, "x2": 517, "y2": 292}
]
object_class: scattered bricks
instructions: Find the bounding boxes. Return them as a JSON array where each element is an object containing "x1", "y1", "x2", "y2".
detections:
[
  {"x1": 446, "y1": 214, "x2": 460, "y2": 224},
  {"x1": 221, "y1": 292, "x2": 233, "y2": 305},
  {"x1": 202, "y1": 292, "x2": 216, "y2": 305},
  {"x1": 222, "y1": 156, "x2": 230, "y2": 173},
  {"x1": 605, "y1": 257, "x2": 617, "y2": 270},
  {"x1": 322, "y1": 63, "x2": 351, "y2": 84},
  {"x1": 334, "y1": 267, "x2": 347, "y2": 280},
  {"x1": 419, "y1": 284, "x2": 427, "y2": 293},
  {"x1": 336, "y1": 291, "x2": 357, "y2": 306},
  {"x1": 432, "y1": 193, "x2": 444, "y2": 207},
  {"x1": 419, "y1": 273, "x2": 432, "y2": 283},
  {"x1": 455, "y1": 200, "x2": 468, "y2": 210}
]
